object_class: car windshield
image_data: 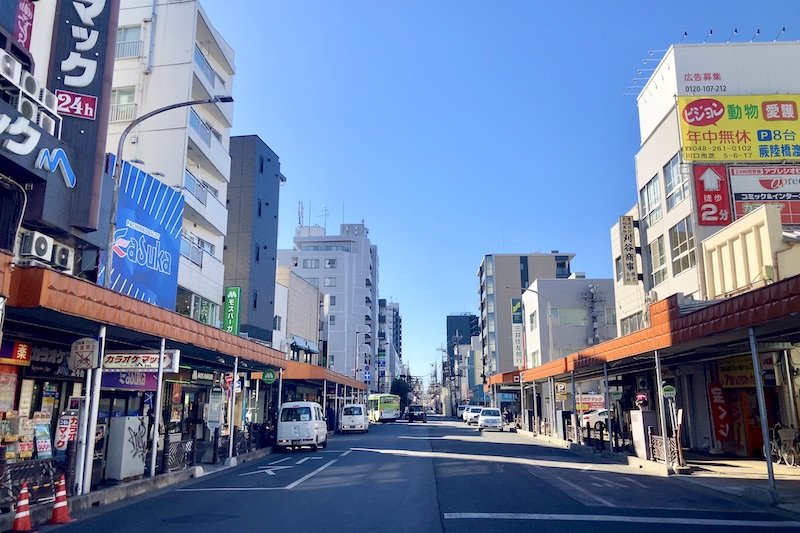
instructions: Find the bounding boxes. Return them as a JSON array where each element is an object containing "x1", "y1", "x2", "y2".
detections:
[
  {"x1": 281, "y1": 406, "x2": 311, "y2": 422},
  {"x1": 410, "y1": 406, "x2": 423, "y2": 412},
  {"x1": 482, "y1": 409, "x2": 500, "y2": 417},
  {"x1": 343, "y1": 406, "x2": 362, "y2": 416},
  {"x1": 470, "y1": 407, "x2": 482, "y2": 412}
]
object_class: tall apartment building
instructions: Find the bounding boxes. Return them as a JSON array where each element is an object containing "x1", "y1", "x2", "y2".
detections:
[
  {"x1": 106, "y1": 0, "x2": 235, "y2": 325},
  {"x1": 610, "y1": 42, "x2": 800, "y2": 333},
  {"x1": 378, "y1": 299, "x2": 402, "y2": 392},
  {"x1": 277, "y1": 223, "x2": 379, "y2": 388},
  {"x1": 477, "y1": 252, "x2": 574, "y2": 378},
  {"x1": 224, "y1": 135, "x2": 284, "y2": 342}
]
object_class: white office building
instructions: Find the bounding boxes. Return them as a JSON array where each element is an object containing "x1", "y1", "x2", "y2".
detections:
[
  {"x1": 278, "y1": 223, "x2": 379, "y2": 388},
  {"x1": 106, "y1": 0, "x2": 235, "y2": 326}
]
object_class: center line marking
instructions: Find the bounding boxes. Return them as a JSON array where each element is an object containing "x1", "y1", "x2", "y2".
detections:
[{"x1": 443, "y1": 513, "x2": 800, "y2": 527}]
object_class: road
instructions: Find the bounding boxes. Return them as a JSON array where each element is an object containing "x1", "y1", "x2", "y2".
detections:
[{"x1": 47, "y1": 417, "x2": 800, "y2": 532}]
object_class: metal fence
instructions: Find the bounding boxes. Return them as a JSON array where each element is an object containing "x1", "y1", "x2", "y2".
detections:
[{"x1": 0, "y1": 457, "x2": 60, "y2": 512}]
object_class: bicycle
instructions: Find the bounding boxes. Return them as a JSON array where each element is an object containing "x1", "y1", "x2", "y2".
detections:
[
  {"x1": 764, "y1": 423, "x2": 783, "y2": 464},
  {"x1": 778, "y1": 427, "x2": 799, "y2": 467}
]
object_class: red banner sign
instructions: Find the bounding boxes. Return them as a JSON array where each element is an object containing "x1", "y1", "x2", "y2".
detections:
[
  {"x1": 707, "y1": 382, "x2": 730, "y2": 443},
  {"x1": 694, "y1": 165, "x2": 733, "y2": 226}
]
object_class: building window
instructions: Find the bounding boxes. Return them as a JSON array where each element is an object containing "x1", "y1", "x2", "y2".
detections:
[
  {"x1": 307, "y1": 277, "x2": 319, "y2": 287},
  {"x1": 615, "y1": 256, "x2": 623, "y2": 281},
  {"x1": 605, "y1": 307, "x2": 617, "y2": 326},
  {"x1": 303, "y1": 259, "x2": 319, "y2": 269},
  {"x1": 324, "y1": 258, "x2": 336, "y2": 268},
  {"x1": 253, "y1": 290, "x2": 258, "y2": 309},
  {"x1": 259, "y1": 155, "x2": 264, "y2": 173},
  {"x1": 669, "y1": 217, "x2": 696, "y2": 275},
  {"x1": 115, "y1": 26, "x2": 142, "y2": 58},
  {"x1": 649, "y1": 235, "x2": 667, "y2": 286},
  {"x1": 550, "y1": 308, "x2": 587, "y2": 327},
  {"x1": 274, "y1": 315, "x2": 282, "y2": 331},
  {"x1": 258, "y1": 200, "x2": 262, "y2": 218},
  {"x1": 197, "y1": 238, "x2": 214, "y2": 256},
  {"x1": 639, "y1": 175, "x2": 662, "y2": 227},
  {"x1": 329, "y1": 314, "x2": 335, "y2": 325},
  {"x1": 330, "y1": 295, "x2": 336, "y2": 306},
  {"x1": 255, "y1": 245, "x2": 260, "y2": 263},
  {"x1": 621, "y1": 312, "x2": 643, "y2": 335},
  {"x1": 664, "y1": 153, "x2": 689, "y2": 211},
  {"x1": 109, "y1": 86, "x2": 136, "y2": 122},
  {"x1": 324, "y1": 277, "x2": 336, "y2": 287}
]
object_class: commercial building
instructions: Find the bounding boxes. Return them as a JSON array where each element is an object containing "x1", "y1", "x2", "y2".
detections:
[
  {"x1": 378, "y1": 299, "x2": 402, "y2": 393},
  {"x1": 278, "y1": 223, "x2": 379, "y2": 389}
]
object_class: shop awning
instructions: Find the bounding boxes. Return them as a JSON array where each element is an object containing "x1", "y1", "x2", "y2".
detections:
[
  {"x1": 290, "y1": 335, "x2": 318, "y2": 354},
  {"x1": 282, "y1": 359, "x2": 366, "y2": 390}
]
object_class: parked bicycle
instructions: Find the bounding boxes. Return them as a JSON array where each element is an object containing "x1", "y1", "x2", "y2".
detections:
[{"x1": 764, "y1": 423, "x2": 800, "y2": 466}]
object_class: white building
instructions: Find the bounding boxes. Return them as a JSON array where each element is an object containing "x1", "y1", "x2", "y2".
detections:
[
  {"x1": 611, "y1": 42, "x2": 800, "y2": 331},
  {"x1": 106, "y1": 0, "x2": 235, "y2": 326},
  {"x1": 379, "y1": 299, "x2": 403, "y2": 393},
  {"x1": 274, "y1": 265, "x2": 321, "y2": 365},
  {"x1": 278, "y1": 223, "x2": 379, "y2": 388}
]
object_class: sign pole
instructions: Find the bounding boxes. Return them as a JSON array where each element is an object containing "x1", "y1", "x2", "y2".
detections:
[
  {"x1": 654, "y1": 350, "x2": 669, "y2": 466},
  {"x1": 227, "y1": 356, "x2": 238, "y2": 463},
  {"x1": 149, "y1": 338, "x2": 165, "y2": 478},
  {"x1": 82, "y1": 325, "x2": 106, "y2": 494},
  {"x1": 749, "y1": 327, "x2": 776, "y2": 491},
  {"x1": 73, "y1": 368, "x2": 90, "y2": 495}
]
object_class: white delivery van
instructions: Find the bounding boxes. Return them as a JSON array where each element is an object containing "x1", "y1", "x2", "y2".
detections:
[
  {"x1": 339, "y1": 404, "x2": 369, "y2": 433},
  {"x1": 276, "y1": 401, "x2": 328, "y2": 451}
]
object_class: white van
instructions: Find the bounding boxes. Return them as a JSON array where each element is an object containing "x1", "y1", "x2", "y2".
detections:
[
  {"x1": 339, "y1": 403, "x2": 369, "y2": 433},
  {"x1": 276, "y1": 401, "x2": 328, "y2": 451}
]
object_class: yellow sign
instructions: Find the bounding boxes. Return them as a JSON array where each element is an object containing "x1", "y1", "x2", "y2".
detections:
[{"x1": 678, "y1": 95, "x2": 800, "y2": 162}]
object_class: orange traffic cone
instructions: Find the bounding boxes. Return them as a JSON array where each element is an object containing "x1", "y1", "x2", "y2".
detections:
[
  {"x1": 11, "y1": 482, "x2": 32, "y2": 532},
  {"x1": 49, "y1": 474, "x2": 74, "y2": 524}
]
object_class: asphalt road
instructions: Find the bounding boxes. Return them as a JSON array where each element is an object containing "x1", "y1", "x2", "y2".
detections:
[{"x1": 44, "y1": 416, "x2": 800, "y2": 532}]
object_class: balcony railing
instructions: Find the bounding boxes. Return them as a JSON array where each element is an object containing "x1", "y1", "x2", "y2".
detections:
[
  {"x1": 180, "y1": 237, "x2": 203, "y2": 267},
  {"x1": 188, "y1": 108, "x2": 212, "y2": 146},
  {"x1": 193, "y1": 45, "x2": 225, "y2": 90},
  {"x1": 115, "y1": 40, "x2": 142, "y2": 59},
  {"x1": 109, "y1": 102, "x2": 136, "y2": 122},
  {"x1": 183, "y1": 169, "x2": 207, "y2": 205}
]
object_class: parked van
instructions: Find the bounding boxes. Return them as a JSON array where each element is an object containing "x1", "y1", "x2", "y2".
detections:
[
  {"x1": 338, "y1": 403, "x2": 369, "y2": 433},
  {"x1": 276, "y1": 401, "x2": 328, "y2": 451}
]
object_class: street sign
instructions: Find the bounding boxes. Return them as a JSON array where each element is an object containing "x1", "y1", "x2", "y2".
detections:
[
  {"x1": 207, "y1": 385, "x2": 223, "y2": 429},
  {"x1": 69, "y1": 337, "x2": 99, "y2": 370},
  {"x1": 223, "y1": 286, "x2": 241, "y2": 334},
  {"x1": 611, "y1": 391, "x2": 623, "y2": 401},
  {"x1": 262, "y1": 368, "x2": 276, "y2": 385},
  {"x1": 663, "y1": 385, "x2": 677, "y2": 399}
]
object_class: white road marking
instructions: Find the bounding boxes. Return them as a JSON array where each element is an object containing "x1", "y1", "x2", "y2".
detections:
[
  {"x1": 545, "y1": 473, "x2": 615, "y2": 507},
  {"x1": 589, "y1": 475, "x2": 628, "y2": 488},
  {"x1": 179, "y1": 460, "x2": 338, "y2": 492},
  {"x1": 340, "y1": 450, "x2": 352, "y2": 457},
  {"x1": 238, "y1": 465, "x2": 293, "y2": 477},
  {"x1": 296, "y1": 457, "x2": 310, "y2": 465},
  {"x1": 285, "y1": 460, "x2": 337, "y2": 489},
  {"x1": 269, "y1": 457, "x2": 292, "y2": 465},
  {"x1": 443, "y1": 513, "x2": 800, "y2": 527}
]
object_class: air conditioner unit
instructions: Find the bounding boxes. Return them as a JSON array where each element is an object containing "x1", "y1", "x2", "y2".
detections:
[
  {"x1": 648, "y1": 290, "x2": 658, "y2": 302},
  {"x1": 51, "y1": 244, "x2": 74, "y2": 271},
  {"x1": 19, "y1": 70, "x2": 41, "y2": 100},
  {"x1": 38, "y1": 88, "x2": 59, "y2": 115},
  {"x1": 16, "y1": 258, "x2": 50, "y2": 268},
  {"x1": 10, "y1": 94, "x2": 38, "y2": 121},
  {"x1": 0, "y1": 49, "x2": 21, "y2": 87},
  {"x1": 37, "y1": 111, "x2": 58, "y2": 136},
  {"x1": 20, "y1": 231, "x2": 54, "y2": 261},
  {"x1": 587, "y1": 338, "x2": 596, "y2": 345}
]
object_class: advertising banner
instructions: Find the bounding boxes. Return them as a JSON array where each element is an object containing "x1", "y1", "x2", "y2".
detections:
[
  {"x1": 707, "y1": 382, "x2": 730, "y2": 443},
  {"x1": 0, "y1": 340, "x2": 32, "y2": 366},
  {"x1": 223, "y1": 287, "x2": 241, "y2": 334},
  {"x1": 103, "y1": 349, "x2": 180, "y2": 372},
  {"x1": 693, "y1": 165, "x2": 733, "y2": 226},
  {"x1": 511, "y1": 298, "x2": 523, "y2": 368},
  {"x1": 99, "y1": 156, "x2": 184, "y2": 310},
  {"x1": 101, "y1": 371, "x2": 159, "y2": 391},
  {"x1": 678, "y1": 95, "x2": 800, "y2": 163},
  {"x1": 730, "y1": 165, "x2": 800, "y2": 224},
  {"x1": 618, "y1": 216, "x2": 638, "y2": 283}
]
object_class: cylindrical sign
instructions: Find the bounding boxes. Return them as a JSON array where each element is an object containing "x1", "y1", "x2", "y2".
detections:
[
  {"x1": 262, "y1": 369, "x2": 276, "y2": 385},
  {"x1": 207, "y1": 385, "x2": 223, "y2": 429},
  {"x1": 663, "y1": 385, "x2": 677, "y2": 399}
]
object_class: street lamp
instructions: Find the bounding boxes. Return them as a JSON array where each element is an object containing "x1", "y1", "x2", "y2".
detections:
[{"x1": 103, "y1": 95, "x2": 234, "y2": 288}]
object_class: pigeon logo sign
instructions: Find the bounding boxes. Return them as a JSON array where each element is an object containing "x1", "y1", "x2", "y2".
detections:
[
  {"x1": 100, "y1": 156, "x2": 183, "y2": 310},
  {"x1": 693, "y1": 165, "x2": 732, "y2": 226}
]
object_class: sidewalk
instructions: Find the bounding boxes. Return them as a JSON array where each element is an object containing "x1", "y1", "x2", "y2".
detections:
[{"x1": 519, "y1": 429, "x2": 800, "y2": 515}]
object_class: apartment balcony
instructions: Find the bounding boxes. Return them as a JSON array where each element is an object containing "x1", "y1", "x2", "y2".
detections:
[
  {"x1": 187, "y1": 108, "x2": 230, "y2": 180},
  {"x1": 178, "y1": 240, "x2": 224, "y2": 304},
  {"x1": 115, "y1": 40, "x2": 142, "y2": 59},
  {"x1": 192, "y1": 45, "x2": 233, "y2": 127},
  {"x1": 181, "y1": 169, "x2": 227, "y2": 236},
  {"x1": 109, "y1": 102, "x2": 136, "y2": 123}
]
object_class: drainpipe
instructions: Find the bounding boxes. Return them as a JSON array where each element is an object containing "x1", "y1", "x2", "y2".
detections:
[
  {"x1": 144, "y1": 0, "x2": 158, "y2": 74},
  {"x1": 604, "y1": 363, "x2": 612, "y2": 449},
  {"x1": 227, "y1": 356, "x2": 238, "y2": 463},
  {"x1": 654, "y1": 350, "x2": 669, "y2": 466},
  {"x1": 749, "y1": 328, "x2": 776, "y2": 491},
  {"x1": 571, "y1": 370, "x2": 578, "y2": 443},
  {"x1": 149, "y1": 338, "x2": 165, "y2": 477},
  {"x1": 782, "y1": 349, "x2": 799, "y2": 428}
]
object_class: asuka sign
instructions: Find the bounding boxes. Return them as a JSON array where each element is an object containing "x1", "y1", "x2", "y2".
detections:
[{"x1": 100, "y1": 156, "x2": 184, "y2": 310}]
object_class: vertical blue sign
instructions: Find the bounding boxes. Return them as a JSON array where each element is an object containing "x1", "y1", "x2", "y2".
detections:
[{"x1": 99, "y1": 155, "x2": 184, "y2": 309}]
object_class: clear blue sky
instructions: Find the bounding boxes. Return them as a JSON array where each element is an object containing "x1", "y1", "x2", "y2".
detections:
[{"x1": 201, "y1": 1, "x2": 794, "y2": 381}]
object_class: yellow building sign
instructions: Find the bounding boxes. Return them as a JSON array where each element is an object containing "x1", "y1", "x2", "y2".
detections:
[{"x1": 678, "y1": 95, "x2": 800, "y2": 162}]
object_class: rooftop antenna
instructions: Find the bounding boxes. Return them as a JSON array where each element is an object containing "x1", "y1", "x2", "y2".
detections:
[
  {"x1": 318, "y1": 205, "x2": 330, "y2": 232},
  {"x1": 727, "y1": 28, "x2": 738, "y2": 42},
  {"x1": 774, "y1": 26, "x2": 786, "y2": 41},
  {"x1": 679, "y1": 31, "x2": 688, "y2": 43},
  {"x1": 750, "y1": 29, "x2": 760, "y2": 42},
  {"x1": 298, "y1": 201, "x2": 304, "y2": 226},
  {"x1": 703, "y1": 29, "x2": 713, "y2": 43}
]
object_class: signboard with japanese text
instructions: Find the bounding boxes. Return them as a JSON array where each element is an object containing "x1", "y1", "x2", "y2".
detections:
[
  {"x1": 693, "y1": 165, "x2": 733, "y2": 226},
  {"x1": 54, "y1": 413, "x2": 78, "y2": 451},
  {"x1": 103, "y1": 350, "x2": 180, "y2": 372},
  {"x1": 707, "y1": 382, "x2": 730, "y2": 443},
  {"x1": 101, "y1": 371, "x2": 159, "y2": 391},
  {"x1": 511, "y1": 298, "x2": 523, "y2": 368},
  {"x1": 47, "y1": 0, "x2": 120, "y2": 231},
  {"x1": 730, "y1": 165, "x2": 800, "y2": 224},
  {"x1": 678, "y1": 95, "x2": 800, "y2": 162},
  {"x1": 99, "y1": 156, "x2": 184, "y2": 310},
  {"x1": 0, "y1": 340, "x2": 32, "y2": 366},
  {"x1": 207, "y1": 386, "x2": 223, "y2": 429},
  {"x1": 224, "y1": 287, "x2": 241, "y2": 334},
  {"x1": 618, "y1": 216, "x2": 638, "y2": 284},
  {"x1": 69, "y1": 337, "x2": 99, "y2": 370}
]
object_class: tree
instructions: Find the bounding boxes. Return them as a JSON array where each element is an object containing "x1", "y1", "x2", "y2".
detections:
[{"x1": 391, "y1": 378, "x2": 411, "y2": 413}]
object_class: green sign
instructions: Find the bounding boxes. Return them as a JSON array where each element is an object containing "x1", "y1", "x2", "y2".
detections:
[
  {"x1": 262, "y1": 368, "x2": 277, "y2": 385},
  {"x1": 223, "y1": 287, "x2": 241, "y2": 335},
  {"x1": 663, "y1": 385, "x2": 677, "y2": 399}
]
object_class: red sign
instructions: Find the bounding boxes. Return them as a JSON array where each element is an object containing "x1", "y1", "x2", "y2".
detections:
[
  {"x1": 707, "y1": 382, "x2": 730, "y2": 443},
  {"x1": 55, "y1": 89, "x2": 97, "y2": 120},
  {"x1": 0, "y1": 341, "x2": 32, "y2": 366},
  {"x1": 682, "y1": 98, "x2": 725, "y2": 126},
  {"x1": 14, "y1": 0, "x2": 35, "y2": 49},
  {"x1": 54, "y1": 414, "x2": 79, "y2": 451},
  {"x1": 694, "y1": 165, "x2": 733, "y2": 226}
]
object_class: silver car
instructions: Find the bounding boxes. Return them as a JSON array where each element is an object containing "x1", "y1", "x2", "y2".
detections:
[
  {"x1": 477, "y1": 408, "x2": 503, "y2": 431},
  {"x1": 465, "y1": 406, "x2": 483, "y2": 425}
]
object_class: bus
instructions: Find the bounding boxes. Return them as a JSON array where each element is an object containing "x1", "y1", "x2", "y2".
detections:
[{"x1": 367, "y1": 393, "x2": 401, "y2": 422}]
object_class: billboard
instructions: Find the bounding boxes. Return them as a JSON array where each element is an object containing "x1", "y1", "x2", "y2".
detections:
[
  {"x1": 730, "y1": 165, "x2": 800, "y2": 224},
  {"x1": 223, "y1": 287, "x2": 241, "y2": 334},
  {"x1": 618, "y1": 216, "x2": 638, "y2": 284},
  {"x1": 693, "y1": 165, "x2": 733, "y2": 226},
  {"x1": 511, "y1": 298, "x2": 523, "y2": 368},
  {"x1": 99, "y1": 156, "x2": 183, "y2": 309},
  {"x1": 678, "y1": 95, "x2": 800, "y2": 162}
]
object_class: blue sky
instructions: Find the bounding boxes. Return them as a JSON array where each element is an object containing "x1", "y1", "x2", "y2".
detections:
[{"x1": 201, "y1": 1, "x2": 795, "y2": 381}]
